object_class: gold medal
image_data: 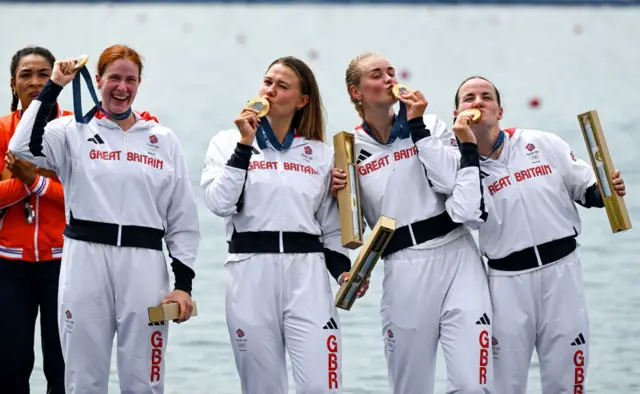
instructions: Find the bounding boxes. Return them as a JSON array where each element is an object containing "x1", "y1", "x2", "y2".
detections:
[
  {"x1": 73, "y1": 55, "x2": 89, "y2": 70},
  {"x1": 458, "y1": 108, "x2": 481, "y2": 122},
  {"x1": 392, "y1": 84, "x2": 412, "y2": 98},
  {"x1": 245, "y1": 97, "x2": 270, "y2": 117}
]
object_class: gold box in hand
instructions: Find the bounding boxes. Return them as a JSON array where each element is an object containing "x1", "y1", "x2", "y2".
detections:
[
  {"x1": 335, "y1": 216, "x2": 396, "y2": 311},
  {"x1": 333, "y1": 131, "x2": 364, "y2": 249},
  {"x1": 148, "y1": 301, "x2": 198, "y2": 324},
  {"x1": 577, "y1": 110, "x2": 631, "y2": 233}
]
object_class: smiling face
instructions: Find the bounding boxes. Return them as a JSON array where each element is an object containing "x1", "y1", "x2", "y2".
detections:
[
  {"x1": 454, "y1": 77, "x2": 503, "y2": 127},
  {"x1": 96, "y1": 58, "x2": 140, "y2": 115},
  {"x1": 348, "y1": 54, "x2": 398, "y2": 114},
  {"x1": 11, "y1": 54, "x2": 53, "y2": 110},
  {"x1": 258, "y1": 63, "x2": 309, "y2": 118}
]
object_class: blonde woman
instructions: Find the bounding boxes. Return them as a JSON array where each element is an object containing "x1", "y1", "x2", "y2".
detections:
[{"x1": 331, "y1": 52, "x2": 493, "y2": 394}]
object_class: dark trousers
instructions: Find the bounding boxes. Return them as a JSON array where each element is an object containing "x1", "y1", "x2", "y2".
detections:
[{"x1": 0, "y1": 258, "x2": 65, "y2": 394}]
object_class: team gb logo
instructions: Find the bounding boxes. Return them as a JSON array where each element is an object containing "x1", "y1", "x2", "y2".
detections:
[
  {"x1": 301, "y1": 145, "x2": 313, "y2": 162},
  {"x1": 525, "y1": 142, "x2": 540, "y2": 163},
  {"x1": 146, "y1": 134, "x2": 160, "y2": 156}
]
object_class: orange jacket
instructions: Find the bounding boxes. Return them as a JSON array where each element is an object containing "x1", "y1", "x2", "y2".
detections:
[{"x1": 0, "y1": 106, "x2": 71, "y2": 262}]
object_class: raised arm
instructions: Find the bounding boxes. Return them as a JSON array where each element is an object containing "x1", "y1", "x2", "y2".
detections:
[
  {"x1": 7, "y1": 80, "x2": 71, "y2": 177},
  {"x1": 445, "y1": 142, "x2": 488, "y2": 230},
  {"x1": 200, "y1": 133, "x2": 254, "y2": 217},
  {"x1": 409, "y1": 114, "x2": 461, "y2": 194},
  {"x1": 444, "y1": 114, "x2": 488, "y2": 230},
  {"x1": 201, "y1": 109, "x2": 261, "y2": 216}
]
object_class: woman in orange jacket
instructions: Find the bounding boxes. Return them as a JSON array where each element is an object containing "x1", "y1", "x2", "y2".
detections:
[{"x1": 0, "y1": 46, "x2": 71, "y2": 394}]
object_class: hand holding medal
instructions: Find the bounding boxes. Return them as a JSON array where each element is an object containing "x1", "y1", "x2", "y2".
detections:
[
  {"x1": 245, "y1": 96, "x2": 270, "y2": 118},
  {"x1": 452, "y1": 108, "x2": 481, "y2": 144},
  {"x1": 235, "y1": 97, "x2": 270, "y2": 145},
  {"x1": 51, "y1": 54, "x2": 88, "y2": 87},
  {"x1": 458, "y1": 108, "x2": 482, "y2": 123},
  {"x1": 392, "y1": 83, "x2": 428, "y2": 120}
]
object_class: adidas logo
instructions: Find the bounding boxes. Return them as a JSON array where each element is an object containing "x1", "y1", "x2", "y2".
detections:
[
  {"x1": 323, "y1": 317, "x2": 338, "y2": 330},
  {"x1": 475, "y1": 313, "x2": 491, "y2": 325},
  {"x1": 480, "y1": 170, "x2": 490, "y2": 179},
  {"x1": 148, "y1": 321, "x2": 166, "y2": 327},
  {"x1": 356, "y1": 149, "x2": 372, "y2": 164},
  {"x1": 571, "y1": 333, "x2": 586, "y2": 346},
  {"x1": 87, "y1": 134, "x2": 104, "y2": 144}
]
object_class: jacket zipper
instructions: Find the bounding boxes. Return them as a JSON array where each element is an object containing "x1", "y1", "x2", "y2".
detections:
[
  {"x1": 276, "y1": 150, "x2": 284, "y2": 253},
  {"x1": 390, "y1": 145, "x2": 416, "y2": 245},
  {"x1": 118, "y1": 130, "x2": 129, "y2": 246},
  {"x1": 498, "y1": 156, "x2": 542, "y2": 267},
  {"x1": 33, "y1": 195, "x2": 40, "y2": 261}
]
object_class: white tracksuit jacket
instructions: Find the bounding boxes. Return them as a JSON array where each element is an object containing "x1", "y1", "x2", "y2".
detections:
[
  {"x1": 200, "y1": 128, "x2": 350, "y2": 279},
  {"x1": 7, "y1": 80, "x2": 200, "y2": 284},
  {"x1": 353, "y1": 114, "x2": 471, "y2": 254},
  {"x1": 446, "y1": 127, "x2": 602, "y2": 271}
]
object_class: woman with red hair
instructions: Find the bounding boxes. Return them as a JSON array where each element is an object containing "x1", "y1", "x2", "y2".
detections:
[{"x1": 8, "y1": 44, "x2": 201, "y2": 394}]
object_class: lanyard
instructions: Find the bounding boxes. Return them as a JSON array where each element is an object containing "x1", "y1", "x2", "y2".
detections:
[
  {"x1": 72, "y1": 66, "x2": 131, "y2": 124},
  {"x1": 255, "y1": 117, "x2": 295, "y2": 151},
  {"x1": 361, "y1": 101, "x2": 409, "y2": 145},
  {"x1": 479, "y1": 130, "x2": 506, "y2": 161}
]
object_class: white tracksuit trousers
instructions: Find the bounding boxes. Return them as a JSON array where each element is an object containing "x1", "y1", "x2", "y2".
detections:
[
  {"x1": 489, "y1": 251, "x2": 589, "y2": 394},
  {"x1": 225, "y1": 253, "x2": 342, "y2": 394},
  {"x1": 57, "y1": 238, "x2": 171, "y2": 394},
  {"x1": 381, "y1": 232, "x2": 493, "y2": 394}
]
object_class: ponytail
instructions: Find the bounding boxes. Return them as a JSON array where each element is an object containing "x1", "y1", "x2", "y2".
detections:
[{"x1": 10, "y1": 90, "x2": 18, "y2": 112}]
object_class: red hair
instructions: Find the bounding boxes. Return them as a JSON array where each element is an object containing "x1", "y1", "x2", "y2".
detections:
[{"x1": 97, "y1": 44, "x2": 143, "y2": 78}]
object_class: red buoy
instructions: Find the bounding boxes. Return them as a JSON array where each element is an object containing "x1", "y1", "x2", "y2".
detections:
[{"x1": 529, "y1": 97, "x2": 540, "y2": 108}]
